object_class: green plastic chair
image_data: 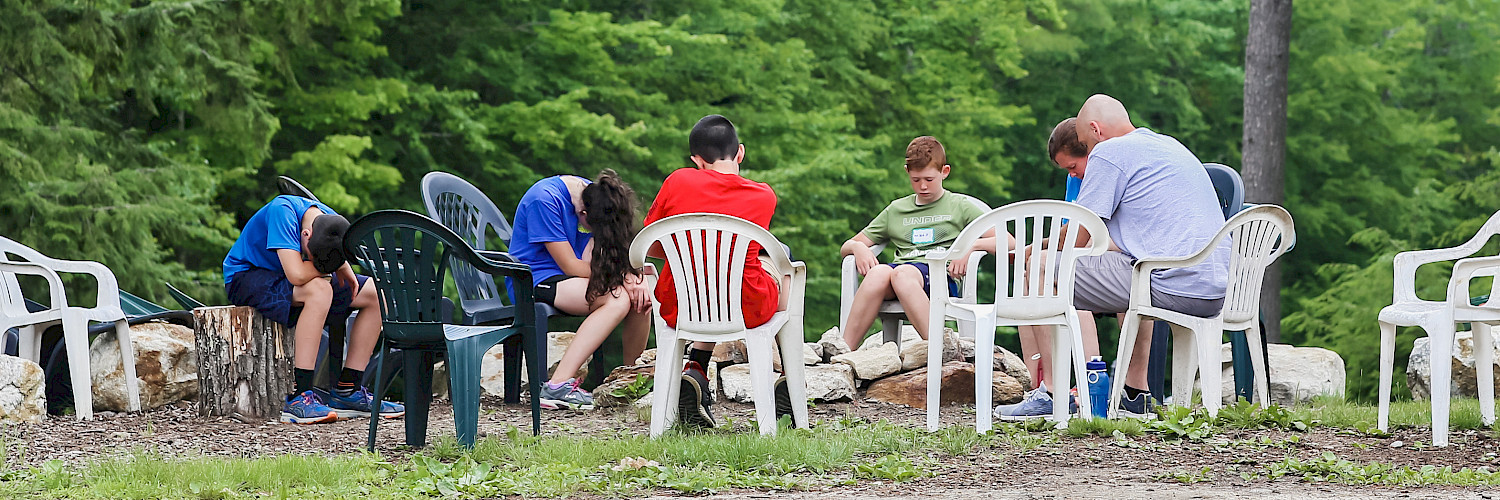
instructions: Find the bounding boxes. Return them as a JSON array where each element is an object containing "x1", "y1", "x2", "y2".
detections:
[{"x1": 343, "y1": 210, "x2": 544, "y2": 450}]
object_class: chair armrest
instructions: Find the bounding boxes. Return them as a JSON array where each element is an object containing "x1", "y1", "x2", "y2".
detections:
[
  {"x1": 26, "y1": 257, "x2": 122, "y2": 312},
  {"x1": 1128, "y1": 240, "x2": 1224, "y2": 311},
  {"x1": 958, "y1": 250, "x2": 989, "y2": 305},
  {"x1": 1394, "y1": 246, "x2": 1477, "y2": 304},
  {"x1": 787, "y1": 261, "x2": 808, "y2": 319},
  {"x1": 0, "y1": 261, "x2": 69, "y2": 311},
  {"x1": 1448, "y1": 255, "x2": 1500, "y2": 309},
  {"x1": 475, "y1": 250, "x2": 518, "y2": 263},
  {"x1": 840, "y1": 243, "x2": 885, "y2": 332}
]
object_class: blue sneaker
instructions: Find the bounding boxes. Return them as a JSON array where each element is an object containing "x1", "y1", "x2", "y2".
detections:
[
  {"x1": 1117, "y1": 390, "x2": 1156, "y2": 420},
  {"x1": 328, "y1": 387, "x2": 406, "y2": 419},
  {"x1": 282, "y1": 390, "x2": 338, "y2": 424},
  {"x1": 994, "y1": 382, "x2": 1078, "y2": 421}
]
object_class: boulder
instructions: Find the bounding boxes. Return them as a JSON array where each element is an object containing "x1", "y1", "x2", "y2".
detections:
[
  {"x1": 818, "y1": 327, "x2": 850, "y2": 361},
  {"x1": 859, "y1": 325, "x2": 923, "y2": 351},
  {"x1": 808, "y1": 342, "x2": 824, "y2": 360},
  {"x1": 868, "y1": 361, "x2": 1024, "y2": 409},
  {"x1": 633, "y1": 394, "x2": 653, "y2": 423},
  {"x1": 802, "y1": 344, "x2": 820, "y2": 366},
  {"x1": 591, "y1": 364, "x2": 656, "y2": 407},
  {"x1": 711, "y1": 340, "x2": 749, "y2": 365},
  {"x1": 480, "y1": 331, "x2": 590, "y2": 396},
  {"x1": 1408, "y1": 332, "x2": 1500, "y2": 400},
  {"x1": 995, "y1": 347, "x2": 1032, "y2": 390},
  {"x1": 1206, "y1": 343, "x2": 1345, "y2": 405},
  {"x1": 90, "y1": 321, "x2": 199, "y2": 411},
  {"x1": 0, "y1": 355, "x2": 45, "y2": 423},
  {"x1": 898, "y1": 331, "x2": 967, "y2": 371},
  {"x1": 992, "y1": 369, "x2": 1026, "y2": 405},
  {"x1": 635, "y1": 348, "x2": 657, "y2": 366},
  {"x1": 832, "y1": 342, "x2": 902, "y2": 380},
  {"x1": 804, "y1": 363, "x2": 857, "y2": 402}
]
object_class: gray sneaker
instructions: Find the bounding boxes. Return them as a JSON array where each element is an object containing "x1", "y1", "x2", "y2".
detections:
[
  {"x1": 539, "y1": 378, "x2": 594, "y2": 410},
  {"x1": 995, "y1": 382, "x2": 1077, "y2": 421}
]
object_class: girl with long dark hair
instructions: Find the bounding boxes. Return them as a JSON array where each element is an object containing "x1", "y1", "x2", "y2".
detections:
[{"x1": 509, "y1": 169, "x2": 649, "y2": 409}]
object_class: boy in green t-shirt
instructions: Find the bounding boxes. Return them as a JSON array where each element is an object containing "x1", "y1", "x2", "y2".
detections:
[{"x1": 840, "y1": 136, "x2": 1001, "y2": 348}]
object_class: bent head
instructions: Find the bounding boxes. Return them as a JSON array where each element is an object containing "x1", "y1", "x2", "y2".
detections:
[
  {"x1": 1075, "y1": 94, "x2": 1134, "y2": 151},
  {"x1": 581, "y1": 169, "x2": 640, "y2": 302},
  {"x1": 1048, "y1": 117, "x2": 1089, "y2": 179},
  {"x1": 303, "y1": 214, "x2": 350, "y2": 274},
  {"x1": 905, "y1": 136, "x2": 951, "y2": 204},
  {"x1": 688, "y1": 114, "x2": 743, "y2": 168}
]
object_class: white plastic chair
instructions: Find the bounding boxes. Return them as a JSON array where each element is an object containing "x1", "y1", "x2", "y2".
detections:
[
  {"x1": 1106, "y1": 205, "x2": 1295, "y2": 420},
  {"x1": 0, "y1": 236, "x2": 141, "y2": 419},
  {"x1": 630, "y1": 213, "x2": 809, "y2": 436},
  {"x1": 839, "y1": 196, "x2": 990, "y2": 345},
  {"x1": 924, "y1": 200, "x2": 1110, "y2": 432},
  {"x1": 1377, "y1": 209, "x2": 1500, "y2": 447}
]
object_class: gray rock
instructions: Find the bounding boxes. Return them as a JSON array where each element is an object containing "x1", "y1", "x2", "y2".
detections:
[
  {"x1": 0, "y1": 355, "x2": 45, "y2": 423},
  {"x1": 995, "y1": 347, "x2": 1031, "y2": 390},
  {"x1": 480, "y1": 331, "x2": 590, "y2": 396},
  {"x1": 832, "y1": 342, "x2": 902, "y2": 380},
  {"x1": 720, "y1": 363, "x2": 855, "y2": 404},
  {"x1": 807, "y1": 342, "x2": 824, "y2": 360},
  {"x1": 802, "y1": 344, "x2": 821, "y2": 366},
  {"x1": 819, "y1": 327, "x2": 851, "y2": 361},
  {"x1": 1407, "y1": 332, "x2": 1500, "y2": 400},
  {"x1": 1207, "y1": 343, "x2": 1345, "y2": 405},
  {"x1": 90, "y1": 322, "x2": 198, "y2": 411}
]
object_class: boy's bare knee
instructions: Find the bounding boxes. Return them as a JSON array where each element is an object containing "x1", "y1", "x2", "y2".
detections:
[
  {"x1": 295, "y1": 278, "x2": 333, "y2": 306},
  {"x1": 891, "y1": 266, "x2": 924, "y2": 286}
]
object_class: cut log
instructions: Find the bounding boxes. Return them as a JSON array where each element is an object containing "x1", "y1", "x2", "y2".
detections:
[{"x1": 194, "y1": 306, "x2": 294, "y2": 422}]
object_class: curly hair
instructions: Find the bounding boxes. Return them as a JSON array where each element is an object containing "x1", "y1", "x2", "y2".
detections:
[
  {"x1": 581, "y1": 169, "x2": 641, "y2": 303},
  {"x1": 905, "y1": 136, "x2": 946, "y2": 171}
]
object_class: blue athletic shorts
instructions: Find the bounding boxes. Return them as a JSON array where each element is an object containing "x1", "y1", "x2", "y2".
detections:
[
  {"x1": 226, "y1": 267, "x2": 370, "y2": 327},
  {"x1": 886, "y1": 262, "x2": 960, "y2": 297}
]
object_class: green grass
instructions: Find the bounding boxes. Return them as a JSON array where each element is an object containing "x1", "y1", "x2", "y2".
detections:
[{"x1": 4, "y1": 397, "x2": 1498, "y2": 498}]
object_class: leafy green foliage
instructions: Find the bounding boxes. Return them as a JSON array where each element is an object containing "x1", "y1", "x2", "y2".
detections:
[{"x1": 1268, "y1": 452, "x2": 1500, "y2": 486}]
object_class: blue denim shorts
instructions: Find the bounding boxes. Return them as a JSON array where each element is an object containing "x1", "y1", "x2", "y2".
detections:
[
  {"x1": 226, "y1": 267, "x2": 370, "y2": 327},
  {"x1": 887, "y1": 262, "x2": 960, "y2": 297}
]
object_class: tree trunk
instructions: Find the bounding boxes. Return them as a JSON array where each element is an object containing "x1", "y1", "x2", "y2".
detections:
[
  {"x1": 194, "y1": 306, "x2": 294, "y2": 421},
  {"x1": 1243, "y1": 0, "x2": 1293, "y2": 342}
]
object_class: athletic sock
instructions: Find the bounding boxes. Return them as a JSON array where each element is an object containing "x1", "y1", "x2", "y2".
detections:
[
  {"x1": 293, "y1": 368, "x2": 316, "y2": 399},
  {"x1": 687, "y1": 347, "x2": 713, "y2": 369},
  {"x1": 334, "y1": 368, "x2": 363, "y2": 397}
]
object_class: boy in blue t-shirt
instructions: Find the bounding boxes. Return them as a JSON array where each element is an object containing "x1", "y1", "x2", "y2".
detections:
[{"x1": 224, "y1": 195, "x2": 404, "y2": 424}]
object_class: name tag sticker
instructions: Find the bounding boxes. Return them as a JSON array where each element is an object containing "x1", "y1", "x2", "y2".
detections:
[{"x1": 912, "y1": 227, "x2": 935, "y2": 245}]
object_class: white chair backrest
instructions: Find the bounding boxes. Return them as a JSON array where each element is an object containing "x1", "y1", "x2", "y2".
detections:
[
  {"x1": 0, "y1": 237, "x2": 40, "y2": 317},
  {"x1": 944, "y1": 200, "x2": 1109, "y2": 320},
  {"x1": 1219, "y1": 205, "x2": 1296, "y2": 324},
  {"x1": 630, "y1": 213, "x2": 792, "y2": 335}
]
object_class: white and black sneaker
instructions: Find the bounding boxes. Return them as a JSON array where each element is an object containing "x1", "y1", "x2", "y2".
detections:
[{"x1": 679, "y1": 361, "x2": 717, "y2": 428}]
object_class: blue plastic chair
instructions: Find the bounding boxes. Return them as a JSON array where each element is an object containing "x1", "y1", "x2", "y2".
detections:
[
  {"x1": 343, "y1": 210, "x2": 544, "y2": 449},
  {"x1": 421, "y1": 171, "x2": 606, "y2": 390}
]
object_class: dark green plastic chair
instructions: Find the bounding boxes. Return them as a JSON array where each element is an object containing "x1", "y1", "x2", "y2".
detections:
[{"x1": 343, "y1": 210, "x2": 544, "y2": 450}]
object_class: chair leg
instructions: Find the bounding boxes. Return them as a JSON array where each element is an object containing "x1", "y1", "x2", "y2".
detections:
[
  {"x1": 1170, "y1": 323, "x2": 1196, "y2": 408},
  {"x1": 1049, "y1": 323, "x2": 1071, "y2": 427},
  {"x1": 367, "y1": 341, "x2": 388, "y2": 452},
  {"x1": 926, "y1": 318, "x2": 944, "y2": 432},
  {"x1": 776, "y1": 320, "x2": 810, "y2": 430},
  {"x1": 1245, "y1": 324, "x2": 1271, "y2": 408},
  {"x1": 1377, "y1": 320, "x2": 1397, "y2": 432},
  {"x1": 746, "y1": 334, "x2": 778, "y2": 436},
  {"x1": 528, "y1": 304, "x2": 549, "y2": 436},
  {"x1": 1108, "y1": 311, "x2": 1142, "y2": 420},
  {"x1": 18, "y1": 325, "x2": 38, "y2": 363},
  {"x1": 449, "y1": 337, "x2": 485, "y2": 447},
  {"x1": 881, "y1": 315, "x2": 901, "y2": 345},
  {"x1": 649, "y1": 336, "x2": 685, "y2": 438},
  {"x1": 63, "y1": 314, "x2": 92, "y2": 420},
  {"x1": 502, "y1": 337, "x2": 522, "y2": 405},
  {"x1": 403, "y1": 349, "x2": 436, "y2": 448},
  {"x1": 974, "y1": 316, "x2": 996, "y2": 433},
  {"x1": 1065, "y1": 312, "x2": 1092, "y2": 420},
  {"x1": 1429, "y1": 322, "x2": 1455, "y2": 447},
  {"x1": 1194, "y1": 323, "x2": 1222, "y2": 418},
  {"x1": 114, "y1": 320, "x2": 141, "y2": 412},
  {"x1": 1477, "y1": 323, "x2": 1496, "y2": 426}
]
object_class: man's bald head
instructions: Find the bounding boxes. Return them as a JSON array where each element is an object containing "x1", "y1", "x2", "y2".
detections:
[{"x1": 1075, "y1": 94, "x2": 1135, "y2": 151}]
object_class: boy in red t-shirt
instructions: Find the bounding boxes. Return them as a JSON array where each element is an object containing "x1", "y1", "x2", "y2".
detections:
[{"x1": 643, "y1": 114, "x2": 784, "y2": 428}]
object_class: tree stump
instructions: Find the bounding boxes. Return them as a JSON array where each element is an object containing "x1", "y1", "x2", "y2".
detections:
[{"x1": 194, "y1": 306, "x2": 294, "y2": 421}]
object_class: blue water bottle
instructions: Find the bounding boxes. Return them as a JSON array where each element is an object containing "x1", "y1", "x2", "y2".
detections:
[{"x1": 1086, "y1": 356, "x2": 1110, "y2": 418}]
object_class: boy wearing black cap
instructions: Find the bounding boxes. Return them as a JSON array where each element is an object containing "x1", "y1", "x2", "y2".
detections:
[{"x1": 224, "y1": 195, "x2": 404, "y2": 424}]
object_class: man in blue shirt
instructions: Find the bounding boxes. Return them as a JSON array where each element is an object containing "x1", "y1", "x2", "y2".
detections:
[{"x1": 224, "y1": 195, "x2": 404, "y2": 424}]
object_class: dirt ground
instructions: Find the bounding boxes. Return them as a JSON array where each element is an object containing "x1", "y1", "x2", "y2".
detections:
[{"x1": 5, "y1": 397, "x2": 1499, "y2": 499}]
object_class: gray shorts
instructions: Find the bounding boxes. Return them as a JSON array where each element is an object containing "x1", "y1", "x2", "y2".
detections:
[{"x1": 1072, "y1": 251, "x2": 1224, "y2": 318}]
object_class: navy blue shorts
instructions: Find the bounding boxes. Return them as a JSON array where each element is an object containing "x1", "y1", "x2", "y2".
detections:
[
  {"x1": 226, "y1": 268, "x2": 370, "y2": 328},
  {"x1": 886, "y1": 262, "x2": 960, "y2": 297}
]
